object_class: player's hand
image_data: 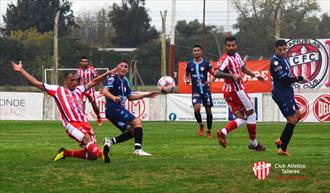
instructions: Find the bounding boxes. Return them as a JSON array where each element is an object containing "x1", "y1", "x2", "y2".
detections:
[
  {"x1": 255, "y1": 74, "x2": 266, "y2": 82},
  {"x1": 11, "y1": 61, "x2": 23, "y2": 72},
  {"x1": 108, "y1": 66, "x2": 121, "y2": 74},
  {"x1": 232, "y1": 74, "x2": 241, "y2": 81},
  {"x1": 113, "y1": 96, "x2": 121, "y2": 103}
]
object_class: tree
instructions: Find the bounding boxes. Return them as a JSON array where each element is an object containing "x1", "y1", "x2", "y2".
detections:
[
  {"x1": 109, "y1": 0, "x2": 159, "y2": 47},
  {"x1": 232, "y1": 0, "x2": 327, "y2": 58},
  {"x1": 2, "y1": 0, "x2": 76, "y2": 36}
]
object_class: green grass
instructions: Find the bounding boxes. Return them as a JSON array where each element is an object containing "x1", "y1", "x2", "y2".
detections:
[{"x1": 0, "y1": 121, "x2": 329, "y2": 193}]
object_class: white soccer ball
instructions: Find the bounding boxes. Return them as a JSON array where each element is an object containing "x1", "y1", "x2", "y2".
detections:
[{"x1": 157, "y1": 76, "x2": 176, "y2": 93}]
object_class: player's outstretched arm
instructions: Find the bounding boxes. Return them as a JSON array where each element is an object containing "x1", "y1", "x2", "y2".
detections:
[
  {"x1": 213, "y1": 69, "x2": 240, "y2": 81},
  {"x1": 86, "y1": 66, "x2": 119, "y2": 90},
  {"x1": 11, "y1": 61, "x2": 45, "y2": 91},
  {"x1": 242, "y1": 65, "x2": 265, "y2": 82},
  {"x1": 127, "y1": 92, "x2": 158, "y2": 101}
]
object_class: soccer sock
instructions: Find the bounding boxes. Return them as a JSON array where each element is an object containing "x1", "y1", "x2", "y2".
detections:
[
  {"x1": 134, "y1": 127, "x2": 143, "y2": 150},
  {"x1": 194, "y1": 111, "x2": 202, "y2": 124},
  {"x1": 206, "y1": 112, "x2": 213, "y2": 130},
  {"x1": 86, "y1": 142, "x2": 102, "y2": 158},
  {"x1": 222, "y1": 118, "x2": 246, "y2": 135},
  {"x1": 64, "y1": 149, "x2": 88, "y2": 159},
  {"x1": 280, "y1": 123, "x2": 296, "y2": 151},
  {"x1": 112, "y1": 132, "x2": 133, "y2": 144},
  {"x1": 246, "y1": 113, "x2": 257, "y2": 145}
]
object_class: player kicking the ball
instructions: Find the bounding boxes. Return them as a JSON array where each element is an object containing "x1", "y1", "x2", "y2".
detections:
[
  {"x1": 212, "y1": 36, "x2": 266, "y2": 151},
  {"x1": 102, "y1": 60, "x2": 158, "y2": 156},
  {"x1": 270, "y1": 40, "x2": 308, "y2": 156},
  {"x1": 12, "y1": 61, "x2": 119, "y2": 163}
]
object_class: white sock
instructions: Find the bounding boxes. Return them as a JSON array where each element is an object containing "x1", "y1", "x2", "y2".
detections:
[
  {"x1": 250, "y1": 139, "x2": 257, "y2": 147},
  {"x1": 221, "y1": 128, "x2": 227, "y2": 135}
]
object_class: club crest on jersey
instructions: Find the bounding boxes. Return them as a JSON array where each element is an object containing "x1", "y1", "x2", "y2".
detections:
[
  {"x1": 274, "y1": 61, "x2": 279, "y2": 66},
  {"x1": 287, "y1": 39, "x2": 329, "y2": 89},
  {"x1": 200, "y1": 67, "x2": 205, "y2": 71}
]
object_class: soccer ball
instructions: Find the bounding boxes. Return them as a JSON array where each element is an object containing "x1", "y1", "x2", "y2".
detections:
[{"x1": 157, "y1": 76, "x2": 176, "y2": 93}]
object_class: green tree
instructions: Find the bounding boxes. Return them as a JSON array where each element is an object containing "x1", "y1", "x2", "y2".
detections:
[
  {"x1": 2, "y1": 0, "x2": 76, "y2": 36},
  {"x1": 109, "y1": 0, "x2": 159, "y2": 47}
]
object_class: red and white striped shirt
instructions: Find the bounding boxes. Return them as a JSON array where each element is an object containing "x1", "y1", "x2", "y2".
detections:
[
  {"x1": 43, "y1": 83, "x2": 88, "y2": 126},
  {"x1": 76, "y1": 66, "x2": 98, "y2": 93},
  {"x1": 217, "y1": 52, "x2": 245, "y2": 92}
]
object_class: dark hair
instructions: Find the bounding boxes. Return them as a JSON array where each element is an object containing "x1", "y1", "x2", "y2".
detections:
[
  {"x1": 224, "y1": 36, "x2": 237, "y2": 45},
  {"x1": 193, "y1": 44, "x2": 202, "y2": 49},
  {"x1": 80, "y1": 56, "x2": 88, "y2": 60},
  {"x1": 64, "y1": 71, "x2": 77, "y2": 79},
  {"x1": 275, "y1": 39, "x2": 287, "y2": 48}
]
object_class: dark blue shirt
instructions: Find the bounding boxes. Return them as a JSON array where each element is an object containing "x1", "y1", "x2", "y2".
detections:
[
  {"x1": 185, "y1": 58, "x2": 212, "y2": 94},
  {"x1": 104, "y1": 75, "x2": 132, "y2": 108},
  {"x1": 270, "y1": 54, "x2": 294, "y2": 96}
]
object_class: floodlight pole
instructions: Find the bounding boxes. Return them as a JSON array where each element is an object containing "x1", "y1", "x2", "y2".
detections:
[
  {"x1": 169, "y1": 0, "x2": 176, "y2": 77},
  {"x1": 160, "y1": 11, "x2": 167, "y2": 77},
  {"x1": 53, "y1": 11, "x2": 60, "y2": 85}
]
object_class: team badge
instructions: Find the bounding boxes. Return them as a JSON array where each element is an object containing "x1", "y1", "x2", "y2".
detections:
[
  {"x1": 252, "y1": 160, "x2": 272, "y2": 180},
  {"x1": 274, "y1": 61, "x2": 279, "y2": 66},
  {"x1": 200, "y1": 67, "x2": 205, "y2": 71}
]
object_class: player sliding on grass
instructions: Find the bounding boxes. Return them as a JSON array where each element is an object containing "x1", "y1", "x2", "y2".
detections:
[
  {"x1": 184, "y1": 44, "x2": 214, "y2": 138},
  {"x1": 270, "y1": 40, "x2": 308, "y2": 156},
  {"x1": 102, "y1": 60, "x2": 158, "y2": 156},
  {"x1": 212, "y1": 36, "x2": 266, "y2": 151},
  {"x1": 12, "y1": 61, "x2": 119, "y2": 163}
]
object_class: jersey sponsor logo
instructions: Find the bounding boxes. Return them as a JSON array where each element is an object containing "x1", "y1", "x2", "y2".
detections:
[
  {"x1": 313, "y1": 94, "x2": 330, "y2": 122},
  {"x1": 294, "y1": 95, "x2": 309, "y2": 122},
  {"x1": 287, "y1": 39, "x2": 329, "y2": 89},
  {"x1": 252, "y1": 160, "x2": 272, "y2": 180}
]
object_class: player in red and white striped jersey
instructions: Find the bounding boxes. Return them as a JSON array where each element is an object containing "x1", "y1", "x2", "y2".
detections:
[
  {"x1": 12, "y1": 61, "x2": 119, "y2": 163},
  {"x1": 76, "y1": 56, "x2": 103, "y2": 126},
  {"x1": 212, "y1": 36, "x2": 266, "y2": 151}
]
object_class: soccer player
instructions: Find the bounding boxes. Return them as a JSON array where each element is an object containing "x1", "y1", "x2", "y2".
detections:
[
  {"x1": 270, "y1": 39, "x2": 308, "y2": 156},
  {"x1": 76, "y1": 56, "x2": 103, "y2": 125},
  {"x1": 184, "y1": 44, "x2": 214, "y2": 138},
  {"x1": 102, "y1": 60, "x2": 158, "y2": 156},
  {"x1": 12, "y1": 61, "x2": 119, "y2": 163},
  {"x1": 213, "y1": 36, "x2": 266, "y2": 151}
]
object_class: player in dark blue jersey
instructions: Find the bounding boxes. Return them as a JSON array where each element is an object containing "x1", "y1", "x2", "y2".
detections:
[
  {"x1": 102, "y1": 60, "x2": 157, "y2": 156},
  {"x1": 185, "y1": 44, "x2": 214, "y2": 138},
  {"x1": 270, "y1": 40, "x2": 308, "y2": 156}
]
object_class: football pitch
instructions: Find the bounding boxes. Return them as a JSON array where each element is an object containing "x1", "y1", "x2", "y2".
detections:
[{"x1": 0, "y1": 121, "x2": 329, "y2": 193}]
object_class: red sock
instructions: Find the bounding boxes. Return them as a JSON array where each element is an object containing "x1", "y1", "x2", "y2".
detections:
[
  {"x1": 64, "y1": 149, "x2": 87, "y2": 159},
  {"x1": 247, "y1": 124, "x2": 256, "y2": 140},
  {"x1": 86, "y1": 142, "x2": 102, "y2": 158},
  {"x1": 225, "y1": 120, "x2": 238, "y2": 133}
]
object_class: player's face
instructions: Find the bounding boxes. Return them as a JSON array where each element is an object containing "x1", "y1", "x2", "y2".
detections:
[
  {"x1": 80, "y1": 59, "x2": 88, "y2": 68},
  {"x1": 225, "y1": 41, "x2": 237, "y2": 56},
  {"x1": 117, "y1": 62, "x2": 129, "y2": 76},
  {"x1": 275, "y1": 45, "x2": 287, "y2": 58},
  {"x1": 192, "y1": 47, "x2": 202, "y2": 59},
  {"x1": 64, "y1": 73, "x2": 79, "y2": 90}
]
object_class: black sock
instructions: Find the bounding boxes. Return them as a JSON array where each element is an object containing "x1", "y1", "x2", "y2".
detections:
[
  {"x1": 134, "y1": 127, "x2": 143, "y2": 150},
  {"x1": 112, "y1": 132, "x2": 133, "y2": 144},
  {"x1": 194, "y1": 112, "x2": 202, "y2": 124},
  {"x1": 280, "y1": 123, "x2": 296, "y2": 151},
  {"x1": 206, "y1": 113, "x2": 213, "y2": 130}
]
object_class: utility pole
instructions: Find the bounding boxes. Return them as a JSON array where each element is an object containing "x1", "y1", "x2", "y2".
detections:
[
  {"x1": 226, "y1": 0, "x2": 230, "y2": 32},
  {"x1": 201, "y1": 0, "x2": 206, "y2": 50},
  {"x1": 169, "y1": 0, "x2": 176, "y2": 77},
  {"x1": 160, "y1": 11, "x2": 167, "y2": 77},
  {"x1": 53, "y1": 11, "x2": 60, "y2": 85},
  {"x1": 275, "y1": 7, "x2": 281, "y2": 39}
]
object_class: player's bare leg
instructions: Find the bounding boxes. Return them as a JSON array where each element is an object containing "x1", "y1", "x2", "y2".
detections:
[
  {"x1": 193, "y1": 104, "x2": 204, "y2": 136},
  {"x1": 205, "y1": 106, "x2": 212, "y2": 139}
]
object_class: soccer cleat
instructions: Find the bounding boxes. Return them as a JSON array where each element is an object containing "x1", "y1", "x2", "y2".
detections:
[
  {"x1": 53, "y1": 147, "x2": 66, "y2": 161},
  {"x1": 207, "y1": 130, "x2": 212, "y2": 139},
  {"x1": 133, "y1": 149, "x2": 152, "y2": 156},
  {"x1": 199, "y1": 124, "x2": 204, "y2": 136},
  {"x1": 102, "y1": 138, "x2": 111, "y2": 163},
  {"x1": 97, "y1": 117, "x2": 103, "y2": 126},
  {"x1": 278, "y1": 148, "x2": 290, "y2": 156},
  {"x1": 216, "y1": 130, "x2": 227, "y2": 148},
  {"x1": 248, "y1": 143, "x2": 266, "y2": 151},
  {"x1": 275, "y1": 138, "x2": 282, "y2": 149}
]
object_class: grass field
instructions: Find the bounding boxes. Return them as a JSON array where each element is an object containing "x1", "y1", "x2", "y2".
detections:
[{"x1": 0, "y1": 121, "x2": 329, "y2": 193}]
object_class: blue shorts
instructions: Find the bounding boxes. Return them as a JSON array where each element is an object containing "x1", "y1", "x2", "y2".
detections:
[
  {"x1": 105, "y1": 103, "x2": 135, "y2": 133},
  {"x1": 192, "y1": 91, "x2": 213, "y2": 107},
  {"x1": 272, "y1": 94, "x2": 299, "y2": 117}
]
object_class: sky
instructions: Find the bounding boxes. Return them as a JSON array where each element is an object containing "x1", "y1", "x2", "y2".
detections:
[{"x1": 0, "y1": 0, "x2": 329, "y2": 34}]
